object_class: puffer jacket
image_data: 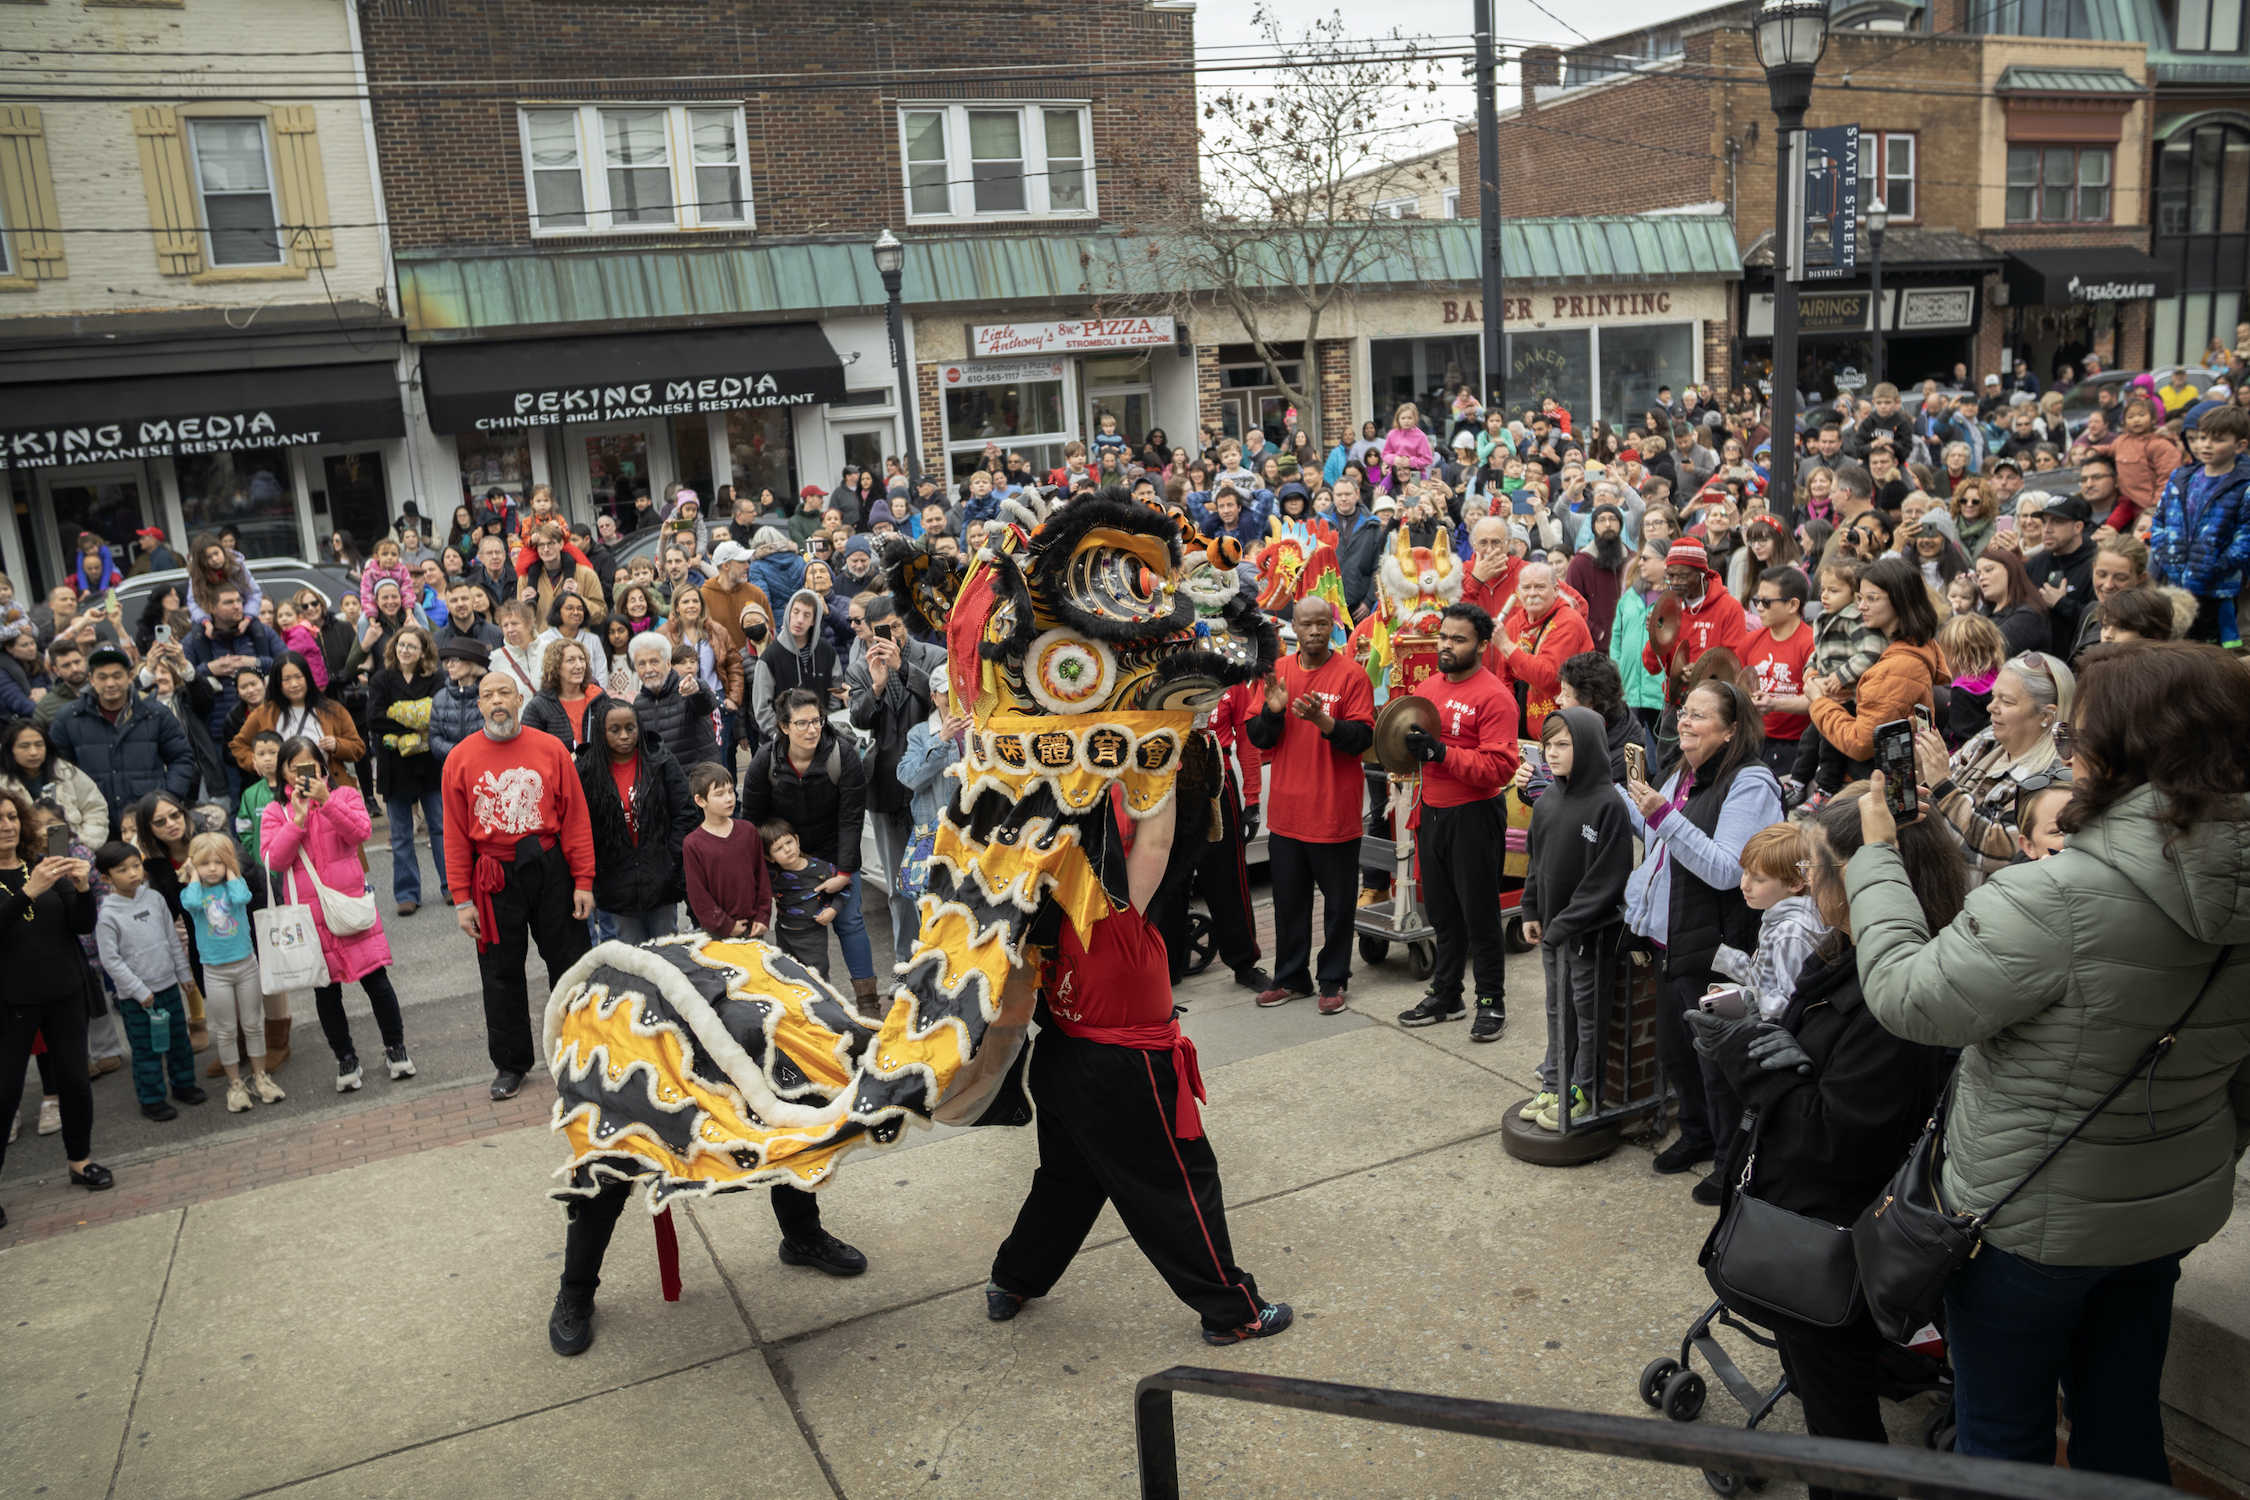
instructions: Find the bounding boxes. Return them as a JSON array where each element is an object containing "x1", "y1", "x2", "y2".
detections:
[
  {"x1": 2150, "y1": 458, "x2": 2250, "y2": 599},
  {"x1": 1805, "y1": 638, "x2": 1941, "y2": 762},
  {"x1": 521, "y1": 686, "x2": 607, "y2": 754},
  {"x1": 574, "y1": 727, "x2": 696, "y2": 916},
  {"x1": 1850, "y1": 783, "x2": 2250, "y2": 1265},
  {"x1": 0, "y1": 757, "x2": 111, "y2": 846},
  {"x1": 427, "y1": 678, "x2": 486, "y2": 760},
  {"x1": 634, "y1": 669, "x2": 721, "y2": 769},
  {"x1": 47, "y1": 689, "x2": 197, "y2": 819},
  {"x1": 1608, "y1": 586, "x2": 1666, "y2": 713}
]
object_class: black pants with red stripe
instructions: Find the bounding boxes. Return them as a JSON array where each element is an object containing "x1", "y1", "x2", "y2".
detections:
[{"x1": 991, "y1": 1028, "x2": 1268, "y2": 1334}]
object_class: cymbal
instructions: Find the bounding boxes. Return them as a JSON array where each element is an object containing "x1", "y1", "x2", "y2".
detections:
[
  {"x1": 1672, "y1": 644, "x2": 1749, "y2": 707},
  {"x1": 1373, "y1": 694, "x2": 1440, "y2": 776}
]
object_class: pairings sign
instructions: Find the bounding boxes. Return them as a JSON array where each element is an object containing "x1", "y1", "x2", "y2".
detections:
[{"x1": 970, "y1": 316, "x2": 1175, "y2": 357}]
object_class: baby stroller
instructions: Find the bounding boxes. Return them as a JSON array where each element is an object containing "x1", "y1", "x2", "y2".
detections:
[{"x1": 1637, "y1": 1299, "x2": 1955, "y2": 1495}]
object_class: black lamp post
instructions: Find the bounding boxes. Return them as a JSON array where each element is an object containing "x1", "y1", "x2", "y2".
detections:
[
  {"x1": 1754, "y1": 0, "x2": 1829, "y2": 527},
  {"x1": 1865, "y1": 196, "x2": 1889, "y2": 392},
  {"x1": 872, "y1": 228, "x2": 920, "y2": 483}
]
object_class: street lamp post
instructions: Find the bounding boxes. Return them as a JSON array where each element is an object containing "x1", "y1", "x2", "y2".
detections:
[
  {"x1": 1865, "y1": 197, "x2": 1889, "y2": 393},
  {"x1": 1754, "y1": 0, "x2": 1829, "y2": 530},
  {"x1": 1475, "y1": 0, "x2": 1506, "y2": 421},
  {"x1": 872, "y1": 229, "x2": 919, "y2": 483}
]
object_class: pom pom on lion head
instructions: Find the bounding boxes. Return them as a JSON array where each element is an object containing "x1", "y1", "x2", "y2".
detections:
[{"x1": 1374, "y1": 523, "x2": 1463, "y2": 635}]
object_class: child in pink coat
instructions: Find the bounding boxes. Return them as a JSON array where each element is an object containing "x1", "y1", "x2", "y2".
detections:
[
  {"x1": 1377, "y1": 402, "x2": 1434, "y2": 494},
  {"x1": 273, "y1": 598, "x2": 330, "y2": 688},
  {"x1": 261, "y1": 747, "x2": 412, "y2": 1093},
  {"x1": 358, "y1": 536, "x2": 416, "y2": 622}
]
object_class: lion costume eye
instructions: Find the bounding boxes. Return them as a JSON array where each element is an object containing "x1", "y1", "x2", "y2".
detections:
[{"x1": 1062, "y1": 535, "x2": 1178, "y2": 632}]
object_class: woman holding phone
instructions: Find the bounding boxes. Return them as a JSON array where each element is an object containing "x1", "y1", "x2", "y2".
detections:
[
  {"x1": 260, "y1": 736, "x2": 411, "y2": 1094},
  {"x1": 1913, "y1": 651, "x2": 2074, "y2": 886},
  {"x1": 0, "y1": 788, "x2": 108, "y2": 1216}
]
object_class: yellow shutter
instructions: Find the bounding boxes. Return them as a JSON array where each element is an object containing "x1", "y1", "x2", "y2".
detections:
[
  {"x1": 0, "y1": 105, "x2": 65, "y2": 281},
  {"x1": 270, "y1": 106, "x2": 334, "y2": 270},
  {"x1": 132, "y1": 105, "x2": 204, "y2": 276}
]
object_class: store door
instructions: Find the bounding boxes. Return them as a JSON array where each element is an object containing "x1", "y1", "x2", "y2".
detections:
[
  {"x1": 1086, "y1": 387, "x2": 1151, "y2": 449},
  {"x1": 569, "y1": 426, "x2": 668, "y2": 529},
  {"x1": 309, "y1": 450, "x2": 390, "y2": 561},
  {"x1": 34, "y1": 464, "x2": 153, "y2": 595}
]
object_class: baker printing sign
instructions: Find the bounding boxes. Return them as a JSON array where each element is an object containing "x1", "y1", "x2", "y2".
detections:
[
  {"x1": 493, "y1": 373, "x2": 817, "y2": 431},
  {"x1": 4, "y1": 411, "x2": 327, "y2": 469}
]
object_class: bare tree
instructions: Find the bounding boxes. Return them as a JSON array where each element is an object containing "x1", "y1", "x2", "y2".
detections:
[{"x1": 1106, "y1": 5, "x2": 1451, "y2": 425}]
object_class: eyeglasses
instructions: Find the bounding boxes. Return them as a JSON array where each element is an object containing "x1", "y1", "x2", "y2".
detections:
[
  {"x1": 1795, "y1": 859, "x2": 1844, "y2": 875},
  {"x1": 2005, "y1": 652, "x2": 2055, "y2": 681}
]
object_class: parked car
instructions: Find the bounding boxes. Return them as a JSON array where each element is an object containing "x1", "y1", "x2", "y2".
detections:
[
  {"x1": 113, "y1": 556, "x2": 359, "y2": 623},
  {"x1": 2059, "y1": 367, "x2": 2222, "y2": 419}
]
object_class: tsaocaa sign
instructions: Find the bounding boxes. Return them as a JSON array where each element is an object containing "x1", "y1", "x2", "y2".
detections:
[
  {"x1": 4, "y1": 411, "x2": 324, "y2": 470},
  {"x1": 969, "y1": 316, "x2": 1175, "y2": 357},
  {"x1": 938, "y1": 357, "x2": 1068, "y2": 390},
  {"x1": 495, "y1": 374, "x2": 813, "y2": 431}
]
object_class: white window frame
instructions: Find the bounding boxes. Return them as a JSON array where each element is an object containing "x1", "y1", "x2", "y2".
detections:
[
  {"x1": 896, "y1": 102, "x2": 1097, "y2": 222},
  {"x1": 187, "y1": 117, "x2": 287, "y2": 267},
  {"x1": 1856, "y1": 130, "x2": 1918, "y2": 224},
  {"x1": 1372, "y1": 195, "x2": 1421, "y2": 219},
  {"x1": 2177, "y1": 0, "x2": 2247, "y2": 53},
  {"x1": 517, "y1": 104, "x2": 754, "y2": 237},
  {"x1": 1441, "y1": 187, "x2": 1460, "y2": 218}
]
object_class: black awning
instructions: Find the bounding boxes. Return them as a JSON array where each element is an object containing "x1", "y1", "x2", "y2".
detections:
[
  {"x1": 418, "y1": 322, "x2": 848, "y2": 434},
  {"x1": 2004, "y1": 247, "x2": 2176, "y2": 307},
  {"x1": 1, "y1": 361, "x2": 403, "y2": 471}
]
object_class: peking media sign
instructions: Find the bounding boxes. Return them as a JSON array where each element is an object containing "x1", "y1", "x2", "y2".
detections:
[{"x1": 1791, "y1": 124, "x2": 1859, "y2": 283}]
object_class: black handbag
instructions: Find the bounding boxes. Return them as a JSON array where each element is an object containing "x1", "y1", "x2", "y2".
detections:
[
  {"x1": 1705, "y1": 1108, "x2": 1866, "y2": 1329},
  {"x1": 1853, "y1": 944, "x2": 2236, "y2": 1345}
]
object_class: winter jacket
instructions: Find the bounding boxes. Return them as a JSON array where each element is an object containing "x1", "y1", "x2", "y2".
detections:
[
  {"x1": 1332, "y1": 508, "x2": 1389, "y2": 613},
  {"x1": 47, "y1": 690, "x2": 197, "y2": 819},
  {"x1": 228, "y1": 699, "x2": 363, "y2": 783},
  {"x1": 1807, "y1": 602, "x2": 1885, "y2": 694},
  {"x1": 635, "y1": 669, "x2": 721, "y2": 769},
  {"x1": 522, "y1": 686, "x2": 608, "y2": 754},
  {"x1": 0, "y1": 651, "x2": 44, "y2": 719},
  {"x1": 1704, "y1": 941, "x2": 1952, "y2": 1231},
  {"x1": 182, "y1": 617, "x2": 283, "y2": 738},
  {"x1": 1805, "y1": 638, "x2": 1942, "y2": 762},
  {"x1": 1983, "y1": 600, "x2": 2049, "y2": 661},
  {"x1": 1711, "y1": 894, "x2": 1828, "y2": 1020},
  {"x1": 262, "y1": 786, "x2": 394, "y2": 985},
  {"x1": 897, "y1": 716, "x2": 962, "y2": 833},
  {"x1": 2151, "y1": 457, "x2": 2250, "y2": 601},
  {"x1": 428, "y1": 678, "x2": 484, "y2": 761},
  {"x1": 1850, "y1": 783, "x2": 2250, "y2": 1265},
  {"x1": 1520, "y1": 707, "x2": 1631, "y2": 949},
  {"x1": 746, "y1": 550, "x2": 807, "y2": 609},
  {"x1": 575, "y1": 728, "x2": 696, "y2": 916},
  {"x1": 740, "y1": 727, "x2": 866, "y2": 874},
  {"x1": 366, "y1": 668, "x2": 442, "y2": 801},
  {"x1": 845, "y1": 635, "x2": 940, "y2": 816},
  {"x1": 2108, "y1": 429, "x2": 2186, "y2": 530},
  {"x1": 0, "y1": 757, "x2": 110, "y2": 846},
  {"x1": 1608, "y1": 587, "x2": 1667, "y2": 713}
]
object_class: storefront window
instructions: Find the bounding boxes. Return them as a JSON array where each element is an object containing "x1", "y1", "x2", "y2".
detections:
[
  {"x1": 1504, "y1": 330, "x2": 1591, "y2": 423},
  {"x1": 945, "y1": 378, "x2": 1066, "y2": 445},
  {"x1": 948, "y1": 442, "x2": 1066, "y2": 484},
  {"x1": 316, "y1": 451, "x2": 389, "y2": 557},
  {"x1": 673, "y1": 413, "x2": 714, "y2": 502},
  {"x1": 1371, "y1": 337, "x2": 1482, "y2": 423},
  {"x1": 456, "y1": 430, "x2": 531, "y2": 507},
  {"x1": 726, "y1": 409, "x2": 797, "y2": 511},
  {"x1": 1598, "y1": 323, "x2": 1696, "y2": 431},
  {"x1": 175, "y1": 448, "x2": 300, "y2": 559}
]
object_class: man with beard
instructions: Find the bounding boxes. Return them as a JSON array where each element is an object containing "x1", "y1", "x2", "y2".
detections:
[
  {"x1": 1566, "y1": 503, "x2": 1632, "y2": 650},
  {"x1": 442, "y1": 672, "x2": 595, "y2": 1102},
  {"x1": 1640, "y1": 537, "x2": 1750, "y2": 691},
  {"x1": 1495, "y1": 560, "x2": 1594, "y2": 730},
  {"x1": 1395, "y1": 604, "x2": 1519, "y2": 1041}
]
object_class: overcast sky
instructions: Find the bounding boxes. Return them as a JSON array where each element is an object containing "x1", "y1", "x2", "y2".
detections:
[{"x1": 1189, "y1": 0, "x2": 1690, "y2": 154}]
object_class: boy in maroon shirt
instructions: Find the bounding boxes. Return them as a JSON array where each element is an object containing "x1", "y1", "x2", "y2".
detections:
[{"x1": 682, "y1": 763, "x2": 771, "y2": 940}]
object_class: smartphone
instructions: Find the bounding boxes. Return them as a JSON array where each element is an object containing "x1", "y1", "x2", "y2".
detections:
[
  {"x1": 46, "y1": 825, "x2": 71, "y2": 861},
  {"x1": 153, "y1": 623, "x2": 173, "y2": 646},
  {"x1": 1874, "y1": 718, "x2": 1919, "y2": 821},
  {"x1": 1624, "y1": 741, "x2": 1647, "y2": 786},
  {"x1": 1518, "y1": 738, "x2": 1545, "y2": 772},
  {"x1": 1512, "y1": 497, "x2": 1535, "y2": 515},
  {"x1": 1699, "y1": 985, "x2": 1748, "y2": 1019},
  {"x1": 2053, "y1": 720, "x2": 2074, "y2": 761},
  {"x1": 1912, "y1": 702, "x2": 1933, "y2": 736},
  {"x1": 1997, "y1": 515, "x2": 2017, "y2": 533}
]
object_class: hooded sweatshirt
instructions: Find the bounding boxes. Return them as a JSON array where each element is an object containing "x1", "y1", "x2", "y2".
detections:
[
  {"x1": 753, "y1": 588, "x2": 839, "y2": 739},
  {"x1": 1520, "y1": 706, "x2": 1633, "y2": 951}
]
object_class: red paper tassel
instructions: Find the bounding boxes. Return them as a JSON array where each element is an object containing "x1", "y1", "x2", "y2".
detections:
[{"x1": 653, "y1": 1206, "x2": 682, "y2": 1302}]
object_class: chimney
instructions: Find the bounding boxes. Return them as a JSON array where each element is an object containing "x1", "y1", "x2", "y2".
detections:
[{"x1": 1522, "y1": 46, "x2": 1561, "y2": 114}]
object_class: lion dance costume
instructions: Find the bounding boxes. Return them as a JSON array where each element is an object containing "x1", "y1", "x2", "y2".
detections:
[{"x1": 542, "y1": 485, "x2": 1277, "y2": 1212}]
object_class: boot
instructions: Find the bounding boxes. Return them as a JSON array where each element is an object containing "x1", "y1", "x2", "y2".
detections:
[
  {"x1": 265, "y1": 1016, "x2": 292, "y2": 1072},
  {"x1": 205, "y1": 1052, "x2": 227, "y2": 1079},
  {"x1": 183, "y1": 979, "x2": 210, "y2": 1054},
  {"x1": 852, "y1": 977, "x2": 884, "y2": 1021}
]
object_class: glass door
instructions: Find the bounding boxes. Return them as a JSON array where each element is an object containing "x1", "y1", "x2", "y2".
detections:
[
  {"x1": 35, "y1": 465, "x2": 152, "y2": 594},
  {"x1": 311, "y1": 451, "x2": 390, "y2": 558},
  {"x1": 1085, "y1": 387, "x2": 1152, "y2": 448},
  {"x1": 580, "y1": 428, "x2": 655, "y2": 527},
  {"x1": 174, "y1": 449, "x2": 303, "y2": 559}
]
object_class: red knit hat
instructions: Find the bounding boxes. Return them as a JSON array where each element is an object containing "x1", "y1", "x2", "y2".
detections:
[{"x1": 1666, "y1": 537, "x2": 1715, "y2": 577}]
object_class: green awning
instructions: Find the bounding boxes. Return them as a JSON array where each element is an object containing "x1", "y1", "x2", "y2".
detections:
[{"x1": 1995, "y1": 66, "x2": 2140, "y2": 93}]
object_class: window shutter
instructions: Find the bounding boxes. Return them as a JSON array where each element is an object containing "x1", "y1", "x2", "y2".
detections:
[
  {"x1": 270, "y1": 106, "x2": 334, "y2": 269},
  {"x1": 132, "y1": 106, "x2": 205, "y2": 276},
  {"x1": 0, "y1": 105, "x2": 65, "y2": 280}
]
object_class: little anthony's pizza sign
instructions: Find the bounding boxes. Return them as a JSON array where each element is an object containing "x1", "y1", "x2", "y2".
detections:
[{"x1": 970, "y1": 316, "x2": 1176, "y2": 357}]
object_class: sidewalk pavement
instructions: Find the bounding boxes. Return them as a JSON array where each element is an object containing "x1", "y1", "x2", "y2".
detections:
[{"x1": 5, "y1": 937, "x2": 1949, "y2": 1500}]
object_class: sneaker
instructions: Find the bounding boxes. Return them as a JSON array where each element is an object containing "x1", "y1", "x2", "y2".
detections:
[
  {"x1": 384, "y1": 1045, "x2": 416, "y2": 1080},
  {"x1": 140, "y1": 1100, "x2": 178, "y2": 1122},
  {"x1": 1469, "y1": 1002, "x2": 1506, "y2": 1043},
  {"x1": 1535, "y1": 1086, "x2": 1590, "y2": 1132},
  {"x1": 172, "y1": 1084, "x2": 208, "y2": 1106},
  {"x1": 1653, "y1": 1137, "x2": 1715, "y2": 1174},
  {"x1": 548, "y1": 1292, "x2": 595, "y2": 1357},
  {"x1": 1519, "y1": 1090, "x2": 1557, "y2": 1121},
  {"x1": 1317, "y1": 985, "x2": 1348, "y2": 1015},
  {"x1": 225, "y1": 1079, "x2": 253, "y2": 1113},
  {"x1": 1691, "y1": 1175, "x2": 1725, "y2": 1207},
  {"x1": 489, "y1": 1069, "x2": 524, "y2": 1101},
  {"x1": 984, "y1": 1281, "x2": 1027, "y2": 1322},
  {"x1": 778, "y1": 1231, "x2": 869, "y2": 1278},
  {"x1": 1203, "y1": 1302, "x2": 1294, "y2": 1346},
  {"x1": 1396, "y1": 991, "x2": 1463, "y2": 1027},
  {"x1": 1255, "y1": 987, "x2": 1308, "y2": 1009},
  {"x1": 337, "y1": 1055, "x2": 365, "y2": 1093},
  {"x1": 253, "y1": 1072, "x2": 287, "y2": 1104},
  {"x1": 1233, "y1": 966, "x2": 1272, "y2": 993},
  {"x1": 37, "y1": 1097, "x2": 61, "y2": 1136}
]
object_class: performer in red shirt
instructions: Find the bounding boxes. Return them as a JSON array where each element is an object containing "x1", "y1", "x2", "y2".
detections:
[
  {"x1": 1641, "y1": 536, "x2": 1750, "y2": 686},
  {"x1": 986, "y1": 793, "x2": 1292, "y2": 1346},
  {"x1": 1741, "y1": 565, "x2": 1816, "y2": 779},
  {"x1": 1397, "y1": 603, "x2": 1519, "y2": 1040},
  {"x1": 441, "y1": 671, "x2": 596, "y2": 1102},
  {"x1": 1495, "y1": 560, "x2": 1595, "y2": 729},
  {"x1": 1244, "y1": 596, "x2": 1374, "y2": 1013}
]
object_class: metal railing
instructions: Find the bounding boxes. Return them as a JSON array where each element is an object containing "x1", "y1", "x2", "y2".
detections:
[{"x1": 1134, "y1": 1366, "x2": 2177, "y2": 1500}]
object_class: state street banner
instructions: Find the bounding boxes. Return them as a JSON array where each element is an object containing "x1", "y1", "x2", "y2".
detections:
[{"x1": 418, "y1": 322, "x2": 847, "y2": 433}]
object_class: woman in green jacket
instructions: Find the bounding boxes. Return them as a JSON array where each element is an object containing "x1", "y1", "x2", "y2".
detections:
[
  {"x1": 1847, "y1": 640, "x2": 2250, "y2": 1483},
  {"x1": 1608, "y1": 539, "x2": 1669, "y2": 736}
]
